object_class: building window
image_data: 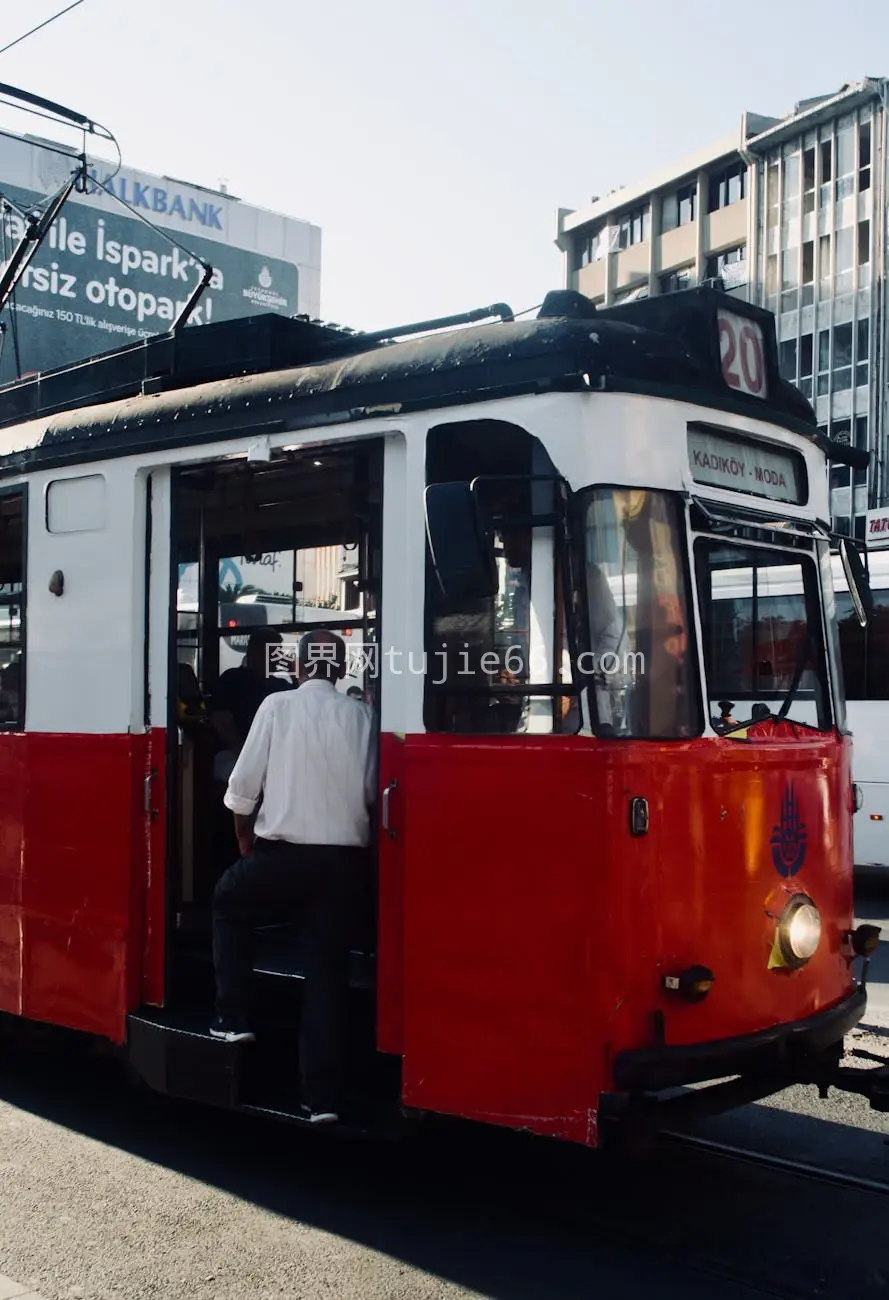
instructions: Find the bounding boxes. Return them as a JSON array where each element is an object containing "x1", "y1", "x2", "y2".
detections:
[
  {"x1": 854, "y1": 416, "x2": 869, "y2": 490},
  {"x1": 779, "y1": 338, "x2": 797, "y2": 383},
  {"x1": 859, "y1": 119, "x2": 871, "y2": 191},
  {"x1": 858, "y1": 219, "x2": 871, "y2": 288},
  {"x1": 835, "y1": 226, "x2": 854, "y2": 296},
  {"x1": 856, "y1": 319, "x2": 869, "y2": 388},
  {"x1": 820, "y1": 136, "x2": 833, "y2": 210},
  {"x1": 782, "y1": 240, "x2": 799, "y2": 313},
  {"x1": 817, "y1": 329, "x2": 831, "y2": 397},
  {"x1": 782, "y1": 146, "x2": 801, "y2": 223},
  {"x1": 835, "y1": 119, "x2": 855, "y2": 201},
  {"x1": 612, "y1": 283, "x2": 649, "y2": 304},
  {"x1": 708, "y1": 161, "x2": 746, "y2": 211},
  {"x1": 660, "y1": 266, "x2": 694, "y2": 295},
  {"x1": 0, "y1": 489, "x2": 24, "y2": 731},
  {"x1": 819, "y1": 233, "x2": 831, "y2": 297},
  {"x1": 801, "y1": 240, "x2": 814, "y2": 306},
  {"x1": 662, "y1": 183, "x2": 696, "y2": 232},
  {"x1": 799, "y1": 333, "x2": 813, "y2": 400},
  {"x1": 705, "y1": 245, "x2": 747, "y2": 291},
  {"x1": 803, "y1": 146, "x2": 816, "y2": 215},
  {"x1": 830, "y1": 464, "x2": 850, "y2": 491},
  {"x1": 832, "y1": 322, "x2": 853, "y2": 393},
  {"x1": 575, "y1": 227, "x2": 608, "y2": 269},
  {"x1": 617, "y1": 206, "x2": 649, "y2": 249}
]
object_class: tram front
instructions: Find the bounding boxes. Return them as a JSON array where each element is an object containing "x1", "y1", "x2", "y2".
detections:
[{"x1": 416, "y1": 288, "x2": 877, "y2": 1143}]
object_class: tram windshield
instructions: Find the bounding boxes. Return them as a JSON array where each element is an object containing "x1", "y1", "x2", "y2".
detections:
[
  {"x1": 694, "y1": 540, "x2": 831, "y2": 734},
  {"x1": 581, "y1": 488, "x2": 699, "y2": 738}
]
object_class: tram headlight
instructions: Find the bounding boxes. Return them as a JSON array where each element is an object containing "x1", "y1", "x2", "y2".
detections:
[{"x1": 778, "y1": 895, "x2": 822, "y2": 964}]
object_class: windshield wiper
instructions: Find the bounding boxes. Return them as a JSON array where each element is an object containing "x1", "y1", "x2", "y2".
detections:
[{"x1": 775, "y1": 630, "x2": 815, "y2": 723}]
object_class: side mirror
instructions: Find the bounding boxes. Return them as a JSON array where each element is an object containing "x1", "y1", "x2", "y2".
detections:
[
  {"x1": 424, "y1": 482, "x2": 498, "y2": 602},
  {"x1": 839, "y1": 538, "x2": 874, "y2": 629}
]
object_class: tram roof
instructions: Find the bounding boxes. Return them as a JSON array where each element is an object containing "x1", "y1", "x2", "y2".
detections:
[{"x1": 0, "y1": 286, "x2": 865, "y2": 473}]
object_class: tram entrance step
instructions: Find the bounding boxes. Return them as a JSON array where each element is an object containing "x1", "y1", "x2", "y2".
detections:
[{"x1": 126, "y1": 1003, "x2": 403, "y2": 1137}]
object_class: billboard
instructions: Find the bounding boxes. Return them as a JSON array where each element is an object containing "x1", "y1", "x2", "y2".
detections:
[{"x1": 0, "y1": 130, "x2": 321, "y2": 383}]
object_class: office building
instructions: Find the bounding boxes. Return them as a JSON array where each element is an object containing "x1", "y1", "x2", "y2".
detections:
[{"x1": 556, "y1": 78, "x2": 889, "y2": 538}]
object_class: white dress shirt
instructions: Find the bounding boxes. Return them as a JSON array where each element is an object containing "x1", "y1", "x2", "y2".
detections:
[{"x1": 224, "y1": 679, "x2": 378, "y2": 847}]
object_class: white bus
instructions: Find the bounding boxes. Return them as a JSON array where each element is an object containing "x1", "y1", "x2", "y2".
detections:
[{"x1": 831, "y1": 547, "x2": 889, "y2": 869}]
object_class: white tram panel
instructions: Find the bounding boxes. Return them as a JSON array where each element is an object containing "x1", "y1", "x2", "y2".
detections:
[
  {"x1": 13, "y1": 371, "x2": 834, "y2": 742},
  {"x1": 26, "y1": 460, "x2": 146, "y2": 736},
  {"x1": 538, "y1": 390, "x2": 830, "y2": 519}
]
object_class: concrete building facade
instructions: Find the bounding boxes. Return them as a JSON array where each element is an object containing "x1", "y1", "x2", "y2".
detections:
[{"x1": 556, "y1": 78, "x2": 889, "y2": 539}]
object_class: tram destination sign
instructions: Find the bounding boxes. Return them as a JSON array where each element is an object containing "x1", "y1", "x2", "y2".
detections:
[{"x1": 687, "y1": 426, "x2": 806, "y2": 504}]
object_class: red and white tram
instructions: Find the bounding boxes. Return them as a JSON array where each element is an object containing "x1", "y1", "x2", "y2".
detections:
[{"x1": 0, "y1": 286, "x2": 883, "y2": 1144}]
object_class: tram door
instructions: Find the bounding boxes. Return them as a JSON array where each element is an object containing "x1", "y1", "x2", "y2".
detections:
[{"x1": 388, "y1": 423, "x2": 601, "y2": 1133}]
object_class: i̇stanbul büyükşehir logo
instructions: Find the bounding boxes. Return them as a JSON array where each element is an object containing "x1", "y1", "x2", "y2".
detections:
[{"x1": 771, "y1": 782, "x2": 807, "y2": 876}]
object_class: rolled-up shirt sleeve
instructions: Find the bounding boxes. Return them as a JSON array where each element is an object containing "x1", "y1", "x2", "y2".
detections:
[{"x1": 223, "y1": 697, "x2": 273, "y2": 814}]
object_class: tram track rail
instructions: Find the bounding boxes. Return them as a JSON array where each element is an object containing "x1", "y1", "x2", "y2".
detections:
[{"x1": 660, "y1": 1128, "x2": 889, "y2": 1198}]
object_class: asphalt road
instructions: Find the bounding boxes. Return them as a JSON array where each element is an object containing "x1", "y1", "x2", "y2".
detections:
[
  {"x1": 0, "y1": 1036, "x2": 781, "y2": 1300},
  {"x1": 3, "y1": 880, "x2": 889, "y2": 1300}
]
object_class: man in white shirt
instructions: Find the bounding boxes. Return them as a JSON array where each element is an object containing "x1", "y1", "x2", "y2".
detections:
[{"x1": 209, "y1": 628, "x2": 377, "y2": 1125}]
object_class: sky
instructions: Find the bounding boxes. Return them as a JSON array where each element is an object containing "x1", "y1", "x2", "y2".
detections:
[{"x1": 0, "y1": 0, "x2": 885, "y2": 331}]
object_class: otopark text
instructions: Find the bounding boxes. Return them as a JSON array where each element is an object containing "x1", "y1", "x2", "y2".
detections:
[{"x1": 2, "y1": 212, "x2": 221, "y2": 328}]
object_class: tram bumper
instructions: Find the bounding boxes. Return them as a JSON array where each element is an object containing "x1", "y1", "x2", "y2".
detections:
[{"x1": 611, "y1": 986, "x2": 866, "y2": 1094}]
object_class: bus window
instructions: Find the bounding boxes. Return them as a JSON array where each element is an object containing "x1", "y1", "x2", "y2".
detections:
[
  {"x1": 864, "y1": 589, "x2": 889, "y2": 699},
  {"x1": 834, "y1": 591, "x2": 866, "y2": 699},
  {"x1": 696, "y1": 541, "x2": 830, "y2": 732},
  {"x1": 0, "y1": 489, "x2": 24, "y2": 730},
  {"x1": 582, "y1": 489, "x2": 699, "y2": 738}
]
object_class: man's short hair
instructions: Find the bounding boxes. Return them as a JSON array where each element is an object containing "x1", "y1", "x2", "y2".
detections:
[
  {"x1": 246, "y1": 627, "x2": 282, "y2": 651},
  {"x1": 298, "y1": 629, "x2": 346, "y2": 679}
]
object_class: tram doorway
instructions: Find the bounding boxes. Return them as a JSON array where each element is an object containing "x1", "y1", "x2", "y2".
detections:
[{"x1": 164, "y1": 440, "x2": 383, "y2": 1017}]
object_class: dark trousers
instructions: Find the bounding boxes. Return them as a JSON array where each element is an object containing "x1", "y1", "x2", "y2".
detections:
[{"x1": 212, "y1": 838, "x2": 366, "y2": 1108}]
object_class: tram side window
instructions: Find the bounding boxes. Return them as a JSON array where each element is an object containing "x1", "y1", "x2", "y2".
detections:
[
  {"x1": 423, "y1": 420, "x2": 576, "y2": 735},
  {"x1": 0, "y1": 490, "x2": 24, "y2": 730},
  {"x1": 581, "y1": 488, "x2": 699, "y2": 738}
]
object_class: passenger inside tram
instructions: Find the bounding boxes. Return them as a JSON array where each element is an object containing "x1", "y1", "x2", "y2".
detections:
[{"x1": 209, "y1": 627, "x2": 292, "y2": 783}]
